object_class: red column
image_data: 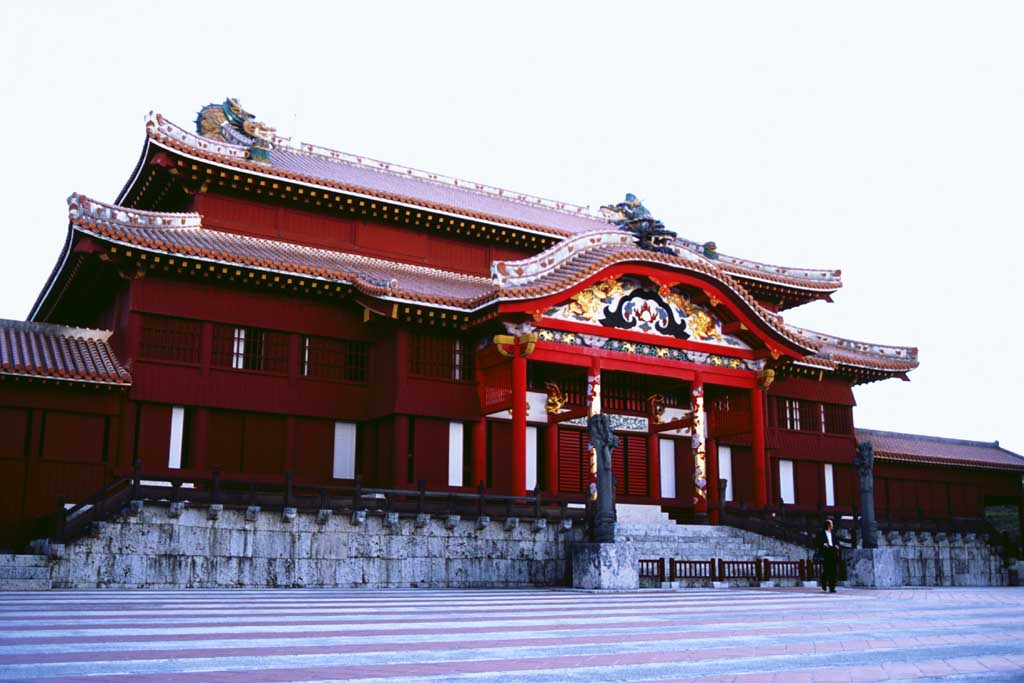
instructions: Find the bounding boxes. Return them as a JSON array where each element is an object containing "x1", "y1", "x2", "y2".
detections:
[
  {"x1": 692, "y1": 375, "x2": 707, "y2": 513},
  {"x1": 393, "y1": 414, "x2": 409, "y2": 488},
  {"x1": 752, "y1": 386, "x2": 768, "y2": 508},
  {"x1": 544, "y1": 423, "x2": 559, "y2": 494},
  {"x1": 587, "y1": 357, "x2": 601, "y2": 416},
  {"x1": 511, "y1": 350, "x2": 527, "y2": 496},
  {"x1": 472, "y1": 419, "x2": 488, "y2": 488},
  {"x1": 647, "y1": 431, "x2": 661, "y2": 501},
  {"x1": 707, "y1": 438, "x2": 720, "y2": 524}
]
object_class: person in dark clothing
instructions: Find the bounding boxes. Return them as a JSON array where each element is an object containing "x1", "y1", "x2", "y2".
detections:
[{"x1": 816, "y1": 518, "x2": 839, "y2": 593}]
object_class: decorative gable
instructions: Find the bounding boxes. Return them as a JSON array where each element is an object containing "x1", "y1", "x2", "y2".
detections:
[{"x1": 545, "y1": 276, "x2": 750, "y2": 349}]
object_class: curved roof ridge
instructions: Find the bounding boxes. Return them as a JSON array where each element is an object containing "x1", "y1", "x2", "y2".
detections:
[
  {"x1": 138, "y1": 110, "x2": 846, "y2": 292},
  {"x1": 675, "y1": 237, "x2": 841, "y2": 282},
  {"x1": 69, "y1": 192, "x2": 201, "y2": 230},
  {"x1": 791, "y1": 324, "x2": 919, "y2": 361},
  {"x1": 144, "y1": 113, "x2": 610, "y2": 237},
  {"x1": 266, "y1": 133, "x2": 600, "y2": 220}
]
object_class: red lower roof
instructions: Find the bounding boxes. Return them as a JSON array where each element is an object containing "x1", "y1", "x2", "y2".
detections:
[
  {"x1": 0, "y1": 320, "x2": 131, "y2": 385},
  {"x1": 857, "y1": 429, "x2": 1024, "y2": 471}
]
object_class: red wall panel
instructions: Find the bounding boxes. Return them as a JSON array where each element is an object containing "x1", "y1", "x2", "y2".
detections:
[
  {"x1": 0, "y1": 407, "x2": 30, "y2": 459},
  {"x1": 292, "y1": 417, "x2": 333, "y2": 484},
  {"x1": 729, "y1": 446, "x2": 754, "y2": 506},
  {"x1": 795, "y1": 460, "x2": 821, "y2": 509},
  {"x1": 489, "y1": 420, "x2": 513, "y2": 493},
  {"x1": 243, "y1": 413, "x2": 286, "y2": 476},
  {"x1": 412, "y1": 416, "x2": 450, "y2": 490},
  {"x1": 675, "y1": 439, "x2": 694, "y2": 505},
  {"x1": 207, "y1": 410, "x2": 244, "y2": 473},
  {"x1": 42, "y1": 412, "x2": 106, "y2": 463},
  {"x1": 134, "y1": 404, "x2": 171, "y2": 469}
]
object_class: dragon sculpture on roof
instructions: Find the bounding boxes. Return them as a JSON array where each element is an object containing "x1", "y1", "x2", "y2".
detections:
[
  {"x1": 195, "y1": 98, "x2": 276, "y2": 162},
  {"x1": 600, "y1": 194, "x2": 678, "y2": 254}
]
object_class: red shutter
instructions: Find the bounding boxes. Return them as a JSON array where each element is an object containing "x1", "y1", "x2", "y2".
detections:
[
  {"x1": 625, "y1": 435, "x2": 648, "y2": 497},
  {"x1": 558, "y1": 428, "x2": 586, "y2": 493},
  {"x1": 611, "y1": 435, "x2": 626, "y2": 495}
]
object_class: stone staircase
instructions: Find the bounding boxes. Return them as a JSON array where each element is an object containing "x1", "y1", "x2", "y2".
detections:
[
  {"x1": 615, "y1": 503, "x2": 816, "y2": 588},
  {"x1": 0, "y1": 554, "x2": 53, "y2": 590},
  {"x1": 616, "y1": 503, "x2": 812, "y2": 561},
  {"x1": 617, "y1": 522, "x2": 812, "y2": 563}
]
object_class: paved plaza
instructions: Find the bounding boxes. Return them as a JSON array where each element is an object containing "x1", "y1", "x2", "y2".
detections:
[{"x1": 0, "y1": 587, "x2": 1022, "y2": 682}]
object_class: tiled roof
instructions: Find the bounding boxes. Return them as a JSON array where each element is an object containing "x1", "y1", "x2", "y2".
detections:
[
  {"x1": 0, "y1": 319, "x2": 131, "y2": 385},
  {"x1": 68, "y1": 194, "x2": 915, "y2": 375},
  {"x1": 674, "y1": 238, "x2": 842, "y2": 292},
  {"x1": 138, "y1": 112, "x2": 841, "y2": 294},
  {"x1": 857, "y1": 429, "x2": 1024, "y2": 472},
  {"x1": 790, "y1": 327, "x2": 919, "y2": 375},
  {"x1": 144, "y1": 114, "x2": 608, "y2": 239},
  {"x1": 69, "y1": 195, "x2": 813, "y2": 354},
  {"x1": 68, "y1": 194, "x2": 496, "y2": 310}
]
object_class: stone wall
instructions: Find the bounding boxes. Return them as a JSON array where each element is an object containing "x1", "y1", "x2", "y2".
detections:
[
  {"x1": 47, "y1": 503, "x2": 583, "y2": 589},
  {"x1": 846, "y1": 530, "x2": 1007, "y2": 587},
  {"x1": 7, "y1": 503, "x2": 1011, "y2": 590}
]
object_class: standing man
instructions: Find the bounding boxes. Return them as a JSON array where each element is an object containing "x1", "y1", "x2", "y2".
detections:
[{"x1": 817, "y1": 518, "x2": 839, "y2": 593}]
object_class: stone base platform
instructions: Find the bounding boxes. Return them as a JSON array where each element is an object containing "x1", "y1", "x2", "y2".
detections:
[{"x1": 571, "y1": 542, "x2": 638, "y2": 590}]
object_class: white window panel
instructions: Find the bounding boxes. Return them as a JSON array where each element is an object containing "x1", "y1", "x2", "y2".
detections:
[
  {"x1": 718, "y1": 445, "x2": 733, "y2": 502},
  {"x1": 525, "y1": 426, "x2": 538, "y2": 491},
  {"x1": 448, "y1": 422, "x2": 464, "y2": 487},
  {"x1": 333, "y1": 422, "x2": 357, "y2": 479},
  {"x1": 231, "y1": 327, "x2": 246, "y2": 369},
  {"x1": 824, "y1": 463, "x2": 835, "y2": 507},
  {"x1": 779, "y1": 459, "x2": 796, "y2": 505},
  {"x1": 168, "y1": 406, "x2": 185, "y2": 469},
  {"x1": 659, "y1": 438, "x2": 676, "y2": 499}
]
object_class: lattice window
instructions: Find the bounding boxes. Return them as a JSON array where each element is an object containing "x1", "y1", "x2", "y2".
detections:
[
  {"x1": 139, "y1": 315, "x2": 201, "y2": 364},
  {"x1": 212, "y1": 325, "x2": 289, "y2": 373},
  {"x1": 821, "y1": 404, "x2": 854, "y2": 435},
  {"x1": 784, "y1": 399, "x2": 801, "y2": 430},
  {"x1": 409, "y1": 333, "x2": 473, "y2": 381},
  {"x1": 302, "y1": 336, "x2": 369, "y2": 383}
]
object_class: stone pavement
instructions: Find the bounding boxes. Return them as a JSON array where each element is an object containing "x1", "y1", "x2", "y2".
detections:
[{"x1": 0, "y1": 587, "x2": 1022, "y2": 682}]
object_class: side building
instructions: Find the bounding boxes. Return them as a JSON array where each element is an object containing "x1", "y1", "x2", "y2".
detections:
[{"x1": 1, "y1": 98, "x2": 1020, "y2": 552}]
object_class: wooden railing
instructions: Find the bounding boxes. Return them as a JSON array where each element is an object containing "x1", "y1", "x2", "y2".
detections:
[
  {"x1": 638, "y1": 558, "x2": 665, "y2": 582},
  {"x1": 641, "y1": 556, "x2": 849, "y2": 583},
  {"x1": 46, "y1": 460, "x2": 590, "y2": 548},
  {"x1": 670, "y1": 559, "x2": 716, "y2": 580}
]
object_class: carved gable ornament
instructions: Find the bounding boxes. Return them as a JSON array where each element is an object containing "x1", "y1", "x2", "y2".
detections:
[{"x1": 545, "y1": 276, "x2": 750, "y2": 349}]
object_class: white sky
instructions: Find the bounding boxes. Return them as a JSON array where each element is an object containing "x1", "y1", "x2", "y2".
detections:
[{"x1": 2, "y1": 2, "x2": 1022, "y2": 454}]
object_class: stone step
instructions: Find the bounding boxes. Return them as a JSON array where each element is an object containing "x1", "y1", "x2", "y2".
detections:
[
  {"x1": 0, "y1": 554, "x2": 48, "y2": 567},
  {"x1": 0, "y1": 565, "x2": 50, "y2": 580},
  {"x1": 0, "y1": 578, "x2": 51, "y2": 591}
]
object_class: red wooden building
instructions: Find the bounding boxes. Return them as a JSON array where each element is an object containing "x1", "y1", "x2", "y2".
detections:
[{"x1": 1, "y1": 99, "x2": 1020, "y2": 549}]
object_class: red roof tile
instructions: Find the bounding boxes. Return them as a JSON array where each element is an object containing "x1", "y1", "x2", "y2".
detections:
[
  {"x1": 0, "y1": 319, "x2": 131, "y2": 385},
  {"x1": 857, "y1": 429, "x2": 1024, "y2": 472}
]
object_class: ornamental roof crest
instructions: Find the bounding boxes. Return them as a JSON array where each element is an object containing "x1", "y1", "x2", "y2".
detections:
[
  {"x1": 195, "y1": 98, "x2": 276, "y2": 162},
  {"x1": 600, "y1": 194, "x2": 677, "y2": 254}
]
